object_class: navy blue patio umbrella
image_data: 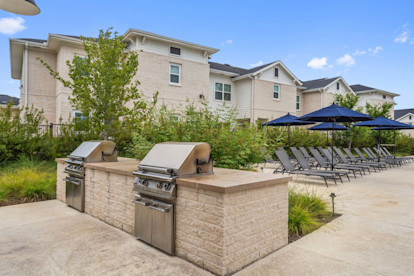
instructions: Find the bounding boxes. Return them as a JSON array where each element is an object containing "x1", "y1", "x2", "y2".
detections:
[
  {"x1": 298, "y1": 104, "x2": 373, "y2": 170},
  {"x1": 355, "y1": 117, "x2": 414, "y2": 158},
  {"x1": 371, "y1": 125, "x2": 414, "y2": 158},
  {"x1": 262, "y1": 113, "x2": 314, "y2": 147},
  {"x1": 308, "y1": 122, "x2": 349, "y2": 145}
]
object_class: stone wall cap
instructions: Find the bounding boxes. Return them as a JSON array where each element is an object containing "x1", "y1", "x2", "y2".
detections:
[{"x1": 177, "y1": 168, "x2": 291, "y2": 193}]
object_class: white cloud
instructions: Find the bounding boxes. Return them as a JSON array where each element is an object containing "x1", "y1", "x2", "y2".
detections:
[
  {"x1": 353, "y1": 49, "x2": 367, "y2": 56},
  {"x1": 307, "y1": 57, "x2": 328, "y2": 70},
  {"x1": 394, "y1": 23, "x2": 409, "y2": 43},
  {"x1": 394, "y1": 31, "x2": 409, "y2": 43},
  {"x1": 368, "y1": 46, "x2": 383, "y2": 55},
  {"x1": 0, "y1": 17, "x2": 26, "y2": 35},
  {"x1": 220, "y1": 39, "x2": 233, "y2": 46},
  {"x1": 337, "y1": 54, "x2": 355, "y2": 66},
  {"x1": 249, "y1": 60, "x2": 263, "y2": 67}
]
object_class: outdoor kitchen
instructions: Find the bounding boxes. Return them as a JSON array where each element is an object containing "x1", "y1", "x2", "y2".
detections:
[{"x1": 56, "y1": 141, "x2": 291, "y2": 276}]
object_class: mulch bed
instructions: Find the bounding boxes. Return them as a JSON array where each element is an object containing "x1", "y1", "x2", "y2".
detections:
[
  {"x1": 0, "y1": 197, "x2": 55, "y2": 207},
  {"x1": 288, "y1": 213, "x2": 342, "y2": 243}
]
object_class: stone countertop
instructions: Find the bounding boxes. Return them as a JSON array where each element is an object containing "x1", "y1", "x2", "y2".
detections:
[
  {"x1": 56, "y1": 157, "x2": 291, "y2": 193},
  {"x1": 56, "y1": 157, "x2": 139, "y2": 177},
  {"x1": 177, "y1": 168, "x2": 291, "y2": 193}
]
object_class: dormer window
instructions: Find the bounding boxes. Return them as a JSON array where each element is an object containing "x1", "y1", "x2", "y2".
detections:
[
  {"x1": 274, "y1": 68, "x2": 279, "y2": 78},
  {"x1": 336, "y1": 83, "x2": 340, "y2": 90},
  {"x1": 170, "y1": 46, "x2": 181, "y2": 56},
  {"x1": 409, "y1": 115, "x2": 412, "y2": 120}
]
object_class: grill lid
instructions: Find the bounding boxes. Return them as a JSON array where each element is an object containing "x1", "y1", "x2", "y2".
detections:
[
  {"x1": 68, "y1": 140, "x2": 117, "y2": 163},
  {"x1": 138, "y1": 142, "x2": 213, "y2": 177}
]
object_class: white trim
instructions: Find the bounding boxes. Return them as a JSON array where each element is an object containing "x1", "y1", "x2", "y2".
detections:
[
  {"x1": 232, "y1": 60, "x2": 302, "y2": 85},
  {"x1": 169, "y1": 63, "x2": 181, "y2": 85},
  {"x1": 123, "y1": 28, "x2": 219, "y2": 54},
  {"x1": 209, "y1": 68, "x2": 239, "y2": 77},
  {"x1": 273, "y1": 84, "x2": 280, "y2": 100},
  {"x1": 296, "y1": 95, "x2": 301, "y2": 111},
  {"x1": 396, "y1": 112, "x2": 414, "y2": 121},
  {"x1": 214, "y1": 82, "x2": 232, "y2": 102}
]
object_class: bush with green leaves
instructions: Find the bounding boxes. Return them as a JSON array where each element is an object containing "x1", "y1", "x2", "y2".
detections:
[
  {"x1": 129, "y1": 102, "x2": 265, "y2": 169},
  {"x1": 288, "y1": 189, "x2": 329, "y2": 237}
]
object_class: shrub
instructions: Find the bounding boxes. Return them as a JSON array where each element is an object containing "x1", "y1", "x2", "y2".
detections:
[
  {"x1": 288, "y1": 189, "x2": 329, "y2": 237},
  {"x1": 129, "y1": 102, "x2": 265, "y2": 169},
  {"x1": 0, "y1": 157, "x2": 56, "y2": 204}
]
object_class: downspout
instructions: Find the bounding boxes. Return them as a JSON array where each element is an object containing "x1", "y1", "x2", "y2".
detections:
[
  {"x1": 24, "y1": 42, "x2": 28, "y2": 110},
  {"x1": 319, "y1": 88, "x2": 324, "y2": 108},
  {"x1": 248, "y1": 74, "x2": 255, "y2": 124}
]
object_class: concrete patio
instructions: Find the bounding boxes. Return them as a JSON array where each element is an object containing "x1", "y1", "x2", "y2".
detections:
[{"x1": 1, "y1": 162, "x2": 413, "y2": 275}]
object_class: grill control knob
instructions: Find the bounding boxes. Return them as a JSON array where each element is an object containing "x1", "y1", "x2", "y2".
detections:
[
  {"x1": 157, "y1": 182, "x2": 162, "y2": 189},
  {"x1": 139, "y1": 179, "x2": 148, "y2": 186}
]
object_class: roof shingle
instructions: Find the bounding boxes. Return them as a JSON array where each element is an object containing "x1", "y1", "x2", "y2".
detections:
[
  {"x1": 0, "y1": 94, "x2": 19, "y2": 105},
  {"x1": 395, "y1": 109, "x2": 414, "y2": 120},
  {"x1": 301, "y1": 77, "x2": 339, "y2": 90}
]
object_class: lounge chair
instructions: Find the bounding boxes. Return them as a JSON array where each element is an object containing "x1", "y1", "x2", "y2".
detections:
[
  {"x1": 299, "y1": 146, "x2": 317, "y2": 167},
  {"x1": 370, "y1": 148, "x2": 402, "y2": 166},
  {"x1": 381, "y1": 146, "x2": 412, "y2": 163},
  {"x1": 351, "y1": 148, "x2": 387, "y2": 170},
  {"x1": 334, "y1": 147, "x2": 374, "y2": 173},
  {"x1": 341, "y1": 148, "x2": 384, "y2": 171},
  {"x1": 319, "y1": 147, "x2": 368, "y2": 175},
  {"x1": 274, "y1": 150, "x2": 340, "y2": 187},
  {"x1": 291, "y1": 148, "x2": 349, "y2": 182},
  {"x1": 308, "y1": 147, "x2": 361, "y2": 178}
]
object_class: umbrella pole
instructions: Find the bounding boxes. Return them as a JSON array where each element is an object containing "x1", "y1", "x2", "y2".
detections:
[
  {"x1": 288, "y1": 125, "x2": 290, "y2": 148},
  {"x1": 378, "y1": 128, "x2": 381, "y2": 162},
  {"x1": 331, "y1": 120, "x2": 335, "y2": 170},
  {"x1": 393, "y1": 129, "x2": 396, "y2": 159}
]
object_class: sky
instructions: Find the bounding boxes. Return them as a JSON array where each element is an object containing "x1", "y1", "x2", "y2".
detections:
[{"x1": 0, "y1": 0, "x2": 413, "y2": 109}]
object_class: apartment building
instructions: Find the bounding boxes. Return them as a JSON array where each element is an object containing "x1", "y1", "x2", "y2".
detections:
[{"x1": 9, "y1": 28, "x2": 399, "y2": 124}]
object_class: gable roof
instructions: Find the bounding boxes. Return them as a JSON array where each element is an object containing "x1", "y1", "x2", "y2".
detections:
[
  {"x1": 0, "y1": 94, "x2": 19, "y2": 105},
  {"x1": 395, "y1": 109, "x2": 414, "y2": 120},
  {"x1": 350, "y1": 84, "x2": 399, "y2": 97},
  {"x1": 301, "y1": 77, "x2": 340, "y2": 90},
  {"x1": 209, "y1": 60, "x2": 302, "y2": 85}
]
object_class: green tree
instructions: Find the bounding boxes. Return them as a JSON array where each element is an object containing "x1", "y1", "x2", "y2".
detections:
[
  {"x1": 38, "y1": 28, "x2": 146, "y2": 140},
  {"x1": 334, "y1": 92, "x2": 362, "y2": 148},
  {"x1": 365, "y1": 102, "x2": 394, "y2": 118}
]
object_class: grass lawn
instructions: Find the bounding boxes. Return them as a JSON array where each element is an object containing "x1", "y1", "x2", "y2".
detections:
[{"x1": 0, "y1": 158, "x2": 56, "y2": 206}]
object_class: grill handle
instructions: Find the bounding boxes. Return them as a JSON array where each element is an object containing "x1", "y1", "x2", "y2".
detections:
[
  {"x1": 137, "y1": 165, "x2": 173, "y2": 175},
  {"x1": 132, "y1": 199, "x2": 149, "y2": 206},
  {"x1": 64, "y1": 176, "x2": 81, "y2": 185},
  {"x1": 149, "y1": 205, "x2": 170, "y2": 213}
]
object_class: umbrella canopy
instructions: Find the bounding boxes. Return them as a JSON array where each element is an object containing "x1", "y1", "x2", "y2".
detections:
[
  {"x1": 354, "y1": 117, "x2": 412, "y2": 160},
  {"x1": 308, "y1": 122, "x2": 349, "y2": 131},
  {"x1": 262, "y1": 113, "x2": 314, "y2": 148},
  {"x1": 0, "y1": 0, "x2": 40, "y2": 15},
  {"x1": 298, "y1": 104, "x2": 373, "y2": 170},
  {"x1": 262, "y1": 113, "x2": 314, "y2": 126},
  {"x1": 298, "y1": 104, "x2": 373, "y2": 122},
  {"x1": 353, "y1": 116, "x2": 410, "y2": 128},
  {"x1": 370, "y1": 123, "x2": 414, "y2": 158}
]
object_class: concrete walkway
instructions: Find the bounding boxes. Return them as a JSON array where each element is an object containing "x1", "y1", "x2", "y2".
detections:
[{"x1": 0, "y1": 163, "x2": 413, "y2": 275}]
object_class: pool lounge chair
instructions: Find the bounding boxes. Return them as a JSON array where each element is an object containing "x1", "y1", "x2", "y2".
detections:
[
  {"x1": 343, "y1": 148, "x2": 386, "y2": 170},
  {"x1": 308, "y1": 147, "x2": 361, "y2": 178},
  {"x1": 274, "y1": 150, "x2": 340, "y2": 187},
  {"x1": 291, "y1": 148, "x2": 349, "y2": 182},
  {"x1": 319, "y1": 147, "x2": 368, "y2": 175}
]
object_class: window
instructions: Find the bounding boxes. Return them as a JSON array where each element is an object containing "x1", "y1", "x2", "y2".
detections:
[
  {"x1": 74, "y1": 56, "x2": 87, "y2": 76},
  {"x1": 273, "y1": 84, "x2": 280, "y2": 100},
  {"x1": 296, "y1": 95, "x2": 301, "y2": 110},
  {"x1": 170, "y1": 46, "x2": 181, "y2": 56},
  {"x1": 383, "y1": 95, "x2": 386, "y2": 99},
  {"x1": 215, "y1": 82, "x2": 231, "y2": 101},
  {"x1": 170, "y1": 64, "x2": 181, "y2": 84},
  {"x1": 409, "y1": 115, "x2": 412, "y2": 120},
  {"x1": 274, "y1": 68, "x2": 279, "y2": 77},
  {"x1": 336, "y1": 82, "x2": 340, "y2": 90},
  {"x1": 74, "y1": 111, "x2": 86, "y2": 121}
]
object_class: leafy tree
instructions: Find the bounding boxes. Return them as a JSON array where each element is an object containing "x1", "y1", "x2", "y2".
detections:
[
  {"x1": 365, "y1": 102, "x2": 394, "y2": 118},
  {"x1": 38, "y1": 28, "x2": 146, "y2": 140},
  {"x1": 334, "y1": 92, "x2": 362, "y2": 148}
]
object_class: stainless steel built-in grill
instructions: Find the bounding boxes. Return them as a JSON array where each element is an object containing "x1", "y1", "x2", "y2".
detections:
[
  {"x1": 133, "y1": 142, "x2": 213, "y2": 255},
  {"x1": 64, "y1": 141, "x2": 117, "y2": 212}
]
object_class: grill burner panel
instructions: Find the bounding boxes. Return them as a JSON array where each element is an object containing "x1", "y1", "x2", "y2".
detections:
[
  {"x1": 132, "y1": 142, "x2": 214, "y2": 255},
  {"x1": 64, "y1": 140, "x2": 117, "y2": 212}
]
